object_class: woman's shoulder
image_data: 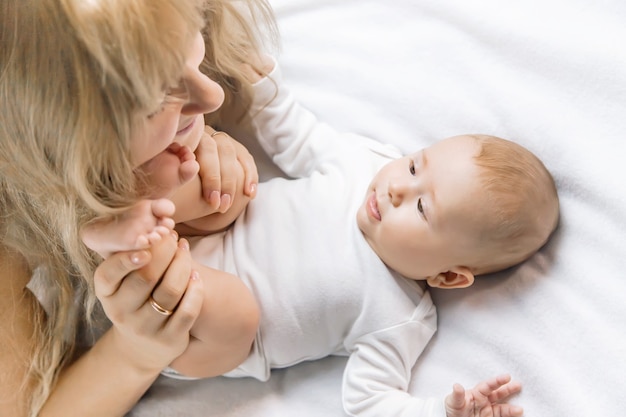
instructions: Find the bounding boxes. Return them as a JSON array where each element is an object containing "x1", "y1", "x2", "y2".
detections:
[
  {"x1": 0, "y1": 247, "x2": 40, "y2": 417},
  {"x1": 0, "y1": 247, "x2": 32, "y2": 300}
]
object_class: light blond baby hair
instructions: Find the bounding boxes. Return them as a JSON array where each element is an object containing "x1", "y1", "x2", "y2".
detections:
[{"x1": 468, "y1": 134, "x2": 559, "y2": 275}]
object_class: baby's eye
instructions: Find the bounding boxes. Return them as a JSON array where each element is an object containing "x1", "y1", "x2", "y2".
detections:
[{"x1": 409, "y1": 160, "x2": 416, "y2": 175}]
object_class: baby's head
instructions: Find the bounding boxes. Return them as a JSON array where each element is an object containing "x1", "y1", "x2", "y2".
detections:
[{"x1": 357, "y1": 134, "x2": 559, "y2": 288}]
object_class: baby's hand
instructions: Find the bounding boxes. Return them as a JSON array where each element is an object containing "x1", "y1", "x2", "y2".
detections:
[
  {"x1": 196, "y1": 127, "x2": 258, "y2": 213},
  {"x1": 444, "y1": 374, "x2": 523, "y2": 417},
  {"x1": 82, "y1": 199, "x2": 176, "y2": 259}
]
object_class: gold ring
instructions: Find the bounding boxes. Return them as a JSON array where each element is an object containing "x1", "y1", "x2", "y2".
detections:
[
  {"x1": 148, "y1": 296, "x2": 173, "y2": 316},
  {"x1": 210, "y1": 130, "x2": 226, "y2": 137}
]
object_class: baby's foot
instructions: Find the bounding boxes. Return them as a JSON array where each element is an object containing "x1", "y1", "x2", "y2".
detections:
[
  {"x1": 81, "y1": 199, "x2": 176, "y2": 258},
  {"x1": 138, "y1": 143, "x2": 200, "y2": 198}
]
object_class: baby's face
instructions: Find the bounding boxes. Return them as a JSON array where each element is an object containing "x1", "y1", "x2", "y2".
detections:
[{"x1": 357, "y1": 135, "x2": 487, "y2": 280}]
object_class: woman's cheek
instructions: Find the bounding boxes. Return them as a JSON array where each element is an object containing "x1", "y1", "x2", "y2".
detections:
[
  {"x1": 136, "y1": 148, "x2": 184, "y2": 198},
  {"x1": 130, "y1": 101, "x2": 184, "y2": 167}
]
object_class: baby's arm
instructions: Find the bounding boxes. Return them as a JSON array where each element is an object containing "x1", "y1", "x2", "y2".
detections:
[
  {"x1": 172, "y1": 171, "x2": 250, "y2": 236},
  {"x1": 344, "y1": 336, "x2": 524, "y2": 417},
  {"x1": 444, "y1": 374, "x2": 523, "y2": 417},
  {"x1": 81, "y1": 199, "x2": 175, "y2": 259},
  {"x1": 343, "y1": 326, "x2": 443, "y2": 416}
]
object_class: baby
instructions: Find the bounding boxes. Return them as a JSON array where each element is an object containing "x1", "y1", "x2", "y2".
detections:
[{"x1": 83, "y1": 61, "x2": 559, "y2": 417}]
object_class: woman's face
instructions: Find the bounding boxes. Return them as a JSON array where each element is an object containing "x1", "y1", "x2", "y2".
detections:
[{"x1": 129, "y1": 32, "x2": 224, "y2": 168}]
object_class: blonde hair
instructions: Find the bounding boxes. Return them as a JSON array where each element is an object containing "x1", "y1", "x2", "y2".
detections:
[
  {"x1": 470, "y1": 134, "x2": 559, "y2": 275},
  {"x1": 202, "y1": 0, "x2": 279, "y2": 126},
  {"x1": 0, "y1": 0, "x2": 276, "y2": 415}
]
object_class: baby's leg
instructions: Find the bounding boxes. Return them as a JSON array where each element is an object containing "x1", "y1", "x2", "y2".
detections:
[
  {"x1": 82, "y1": 199, "x2": 176, "y2": 258},
  {"x1": 168, "y1": 260, "x2": 259, "y2": 378}
]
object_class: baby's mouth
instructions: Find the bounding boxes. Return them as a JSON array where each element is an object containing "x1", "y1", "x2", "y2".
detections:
[{"x1": 367, "y1": 191, "x2": 381, "y2": 221}]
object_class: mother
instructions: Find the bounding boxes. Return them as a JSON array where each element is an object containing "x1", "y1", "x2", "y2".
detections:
[{"x1": 0, "y1": 0, "x2": 277, "y2": 416}]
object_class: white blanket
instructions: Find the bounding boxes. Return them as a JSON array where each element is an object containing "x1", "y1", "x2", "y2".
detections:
[{"x1": 130, "y1": 0, "x2": 626, "y2": 415}]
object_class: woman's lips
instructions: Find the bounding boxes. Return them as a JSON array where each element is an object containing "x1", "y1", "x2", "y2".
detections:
[
  {"x1": 176, "y1": 118, "x2": 195, "y2": 135},
  {"x1": 367, "y1": 191, "x2": 381, "y2": 221}
]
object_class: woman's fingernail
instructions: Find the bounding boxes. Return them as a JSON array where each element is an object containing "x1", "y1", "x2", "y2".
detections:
[
  {"x1": 131, "y1": 251, "x2": 147, "y2": 265},
  {"x1": 249, "y1": 183, "x2": 257, "y2": 196},
  {"x1": 210, "y1": 190, "x2": 221, "y2": 208},
  {"x1": 221, "y1": 193, "x2": 232, "y2": 209}
]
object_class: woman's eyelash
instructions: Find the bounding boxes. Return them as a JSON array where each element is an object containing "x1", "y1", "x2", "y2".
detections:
[
  {"x1": 409, "y1": 160, "x2": 416, "y2": 175},
  {"x1": 417, "y1": 198, "x2": 424, "y2": 214},
  {"x1": 147, "y1": 104, "x2": 165, "y2": 119}
]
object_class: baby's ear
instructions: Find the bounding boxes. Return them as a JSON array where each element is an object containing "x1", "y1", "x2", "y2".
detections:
[{"x1": 426, "y1": 267, "x2": 475, "y2": 289}]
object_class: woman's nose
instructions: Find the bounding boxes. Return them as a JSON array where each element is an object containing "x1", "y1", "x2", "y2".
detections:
[{"x1": 181, "y1": 70, "x2": 225, "y2": 115}]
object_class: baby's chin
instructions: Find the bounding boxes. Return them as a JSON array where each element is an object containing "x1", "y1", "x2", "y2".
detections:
[{"x1": 355, "y1": 200, "x2": 368, "y2": 231}]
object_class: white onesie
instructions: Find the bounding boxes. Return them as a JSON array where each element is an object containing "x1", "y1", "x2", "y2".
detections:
[{"x1": 185, "y1": 63, "x2": 445, "y2": 417}]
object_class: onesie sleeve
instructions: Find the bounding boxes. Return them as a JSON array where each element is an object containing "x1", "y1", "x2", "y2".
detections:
[
  {"x1": 342, "y1": 302, "x2": 445, "y2": 417},
  {"x1": 247, "y1": 60, "x2": 349, "y2": 178}
]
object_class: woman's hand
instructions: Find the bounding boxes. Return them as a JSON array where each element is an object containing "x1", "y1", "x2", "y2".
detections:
[
  {"x1": 93, "y1": 232, "x2": 204, "y2": 374},
  {"x1": 195, "y1": 126, "x2": 258, "y2": 213},
  {"x1": 444, "y1": 374, "x2": 524, "y2": 417}
]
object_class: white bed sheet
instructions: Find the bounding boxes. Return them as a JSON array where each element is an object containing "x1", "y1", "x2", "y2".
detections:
[{"x1": 129, "y1": 0, "x2": 626, "y2": 415}]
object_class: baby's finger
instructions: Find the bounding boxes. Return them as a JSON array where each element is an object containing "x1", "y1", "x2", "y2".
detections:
[
  {"x1": 477, "y1": 374, "x2": 512, "y2": 398},
  {"x1": 214, "y1": 136, "x2": 237, "y2": 208},
  {"x1": 494, "y1": 404, "x2": 524, "y2": 417},
  {"x1": 197, "y1": 128, "x2": 221, "y2": 205},
  {"x1": 445, "y1": 383, "x2": 466, "y2": 411},
  {"x1": 488, "y1": 380, "x2": 522, "y2": 403}
]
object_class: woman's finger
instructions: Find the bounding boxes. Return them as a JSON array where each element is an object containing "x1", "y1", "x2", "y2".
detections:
[
  {"x1": 94, "y1": 249, "x2": 151, "y2": 298},
  {"x1": 164, "y1": 269, "x2": 204, "y2": 335},
  {"x1": 103, "y1": 233, "x2": 178, "y2": 317},
  {"x1": 144, "y1": 239, "x2": 193, "y2": 325}
]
